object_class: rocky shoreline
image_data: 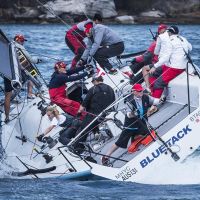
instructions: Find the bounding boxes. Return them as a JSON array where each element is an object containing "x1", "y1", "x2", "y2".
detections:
[{"x1": 0, "y1": 0, "x2": 200, "y2": 24}]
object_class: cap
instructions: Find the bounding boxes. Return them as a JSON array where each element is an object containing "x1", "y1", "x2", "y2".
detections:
[
  {"x1": 132, "y1": 84, "x2": 144, "y2": 92},
  {"x1": 91, "y1": 74, "x2": 103, "y2": 82},
  {"x1": 93, "y1": 13, "x2": 102, "y2": 22},
  {"x1": 84, "y1": 22, "x2": 93, "y2": 34},
  {"x1": 54, "y1": 61, "x2": 67, "y2": 70},
  {"x1": 157, "y1": 24, "x2": 168, "y2": 34},
  {"x1": 167, "y1": 25, "x2": 179, "y2": 35},
  {"x1": 14, "y1": 34, "x2": 27, "y2": 43}
]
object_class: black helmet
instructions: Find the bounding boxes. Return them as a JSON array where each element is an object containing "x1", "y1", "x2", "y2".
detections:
[{"x1": 167, "y1": 25, "x2": 179, "y2": 34}]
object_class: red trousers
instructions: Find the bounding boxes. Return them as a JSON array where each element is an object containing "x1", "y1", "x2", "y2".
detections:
[
  {"x1": 65, "y1": 31, "x2": 85, "y2": 69},
  {"x1": 49, "y1": 87, "x2": 85, "y2": 119},
  {"x1": 149, "y1": 65, "x2": 184, "y2": 98}
]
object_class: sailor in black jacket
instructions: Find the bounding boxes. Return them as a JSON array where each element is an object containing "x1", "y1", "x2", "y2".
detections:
[
  {"x1": 73, "y1": 75, "x2": 115, "y2": 149},
  {"x1": 102, "y1": 83, "x2": 162, "y2": 165}
]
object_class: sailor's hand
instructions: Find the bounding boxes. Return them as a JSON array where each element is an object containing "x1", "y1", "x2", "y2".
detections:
[
  {"x1": 87, "y1": 56, "x2": 93, "y2": 64},
  {"x1": 37, "y1": 134, "x2": 44, "y2": 142},
  {"x1": 131, "y1": 57, "x2": 137, "y2": 64},
  {"x1": 149, "y1": 64, "x2": 156, "y2": 74},
  {"x1": 127, "y1": 112, "x2": 135, "y2": 118},
  {"x1": 78, "y1": 105, "x2": 85, "y2": 113},
  {"x1": 159, "y1": 96, "x2": 166, "y2": 104},
  {"x1": 77, "y1": 59, "x2": 86, "y2": 67},
  {"x1": 85, "y1": 64, "x2": 94, "y2": 74}
]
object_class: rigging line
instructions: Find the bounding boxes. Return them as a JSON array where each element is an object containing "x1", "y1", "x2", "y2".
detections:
[
  {"x1": 16, "y1": 97, "x2": 25, "y2": 145},
  {"x1": 26, "y1": 50, "x2": 63, "y2": 61},
  {"x1": 16, "y1": 156, "x2": 38, "y2": 178},
  {"x1": 77, "y1": 0, "x2": 90, "y2": 19},
  {"x1": 3, "y1": 88, "x2": 27, "y2": 149},
  {"x1": 35, "y1": 0, "x2": 87, "y2": 43},
  {"x1": 30, "y1": 115, "x2": 43, "y2": 159}
]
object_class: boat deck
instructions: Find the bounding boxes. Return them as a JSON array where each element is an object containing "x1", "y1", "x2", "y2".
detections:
[{"x1": 85, "y1": 101, "x2": 196, "y2": 168}]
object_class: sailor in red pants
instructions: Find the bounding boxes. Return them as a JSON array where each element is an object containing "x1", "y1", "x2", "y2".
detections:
[
  {"x1": 149, "y1": 26, "x2": 192, "y2": 98},
  {"x1": 65, "y1": 14, "x2": 102, "y2": 69},
  {"x1": 48, "y1": 61, "x2": 88, "y2": 118}
]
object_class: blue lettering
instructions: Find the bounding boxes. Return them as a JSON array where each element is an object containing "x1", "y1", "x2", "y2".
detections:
[
  {"x1": 140, "y1": 159, "x2": 148, "y2": 168},
  {"x1": 139, "y1": 125, "x2": 192, "y2": 169},
  {"x1": 183, "y1": 125, "x2": 192, "y2": 135},
  {"x1": 177, "y1": 131, "x2": 184, "y2": 139},
  {"x1": 159, "y1": 145, "x2": 167, "y2": 154},
  {"x1": 171, "y1": 136, "x2": 179, "y2": 145},
  {"x1": 147, "y1": 156, "x2": 154, "y2": 163},
  {"x1": 152, "y1": 149, "x2": 160, "y2": 158}
]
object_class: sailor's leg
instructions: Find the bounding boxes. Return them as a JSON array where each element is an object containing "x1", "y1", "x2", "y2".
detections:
[
  {"x1": 27, "y1": 80, "x2": 34, "y2": 98},
  {"x1": 65, "y1": 35, "x2": 85, "y2": 68},
  {"x1": 54, "y1": 97, "x2": 81, "y2": 117},
  {"x1": 4, "y1": 91, "x2": 12, "y2": 122},
  {"x1": 94, "y1": 42, "x2": 124, "y2": 71},
  {"x1": 142, "y1": 65, "x2": 151, "y2": 92},
  {"x1": 4, "y1": 77, "x2": 13, "y2": 122}
]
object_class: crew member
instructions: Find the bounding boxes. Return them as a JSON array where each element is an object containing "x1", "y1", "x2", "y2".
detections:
[
  {"x1": 79, "y1": 23, "x2": 124, "y2": 75},
  {"x1": 14, "y1": 34, "x2": 42, "y2": 99},
  {"x1": 129, "y1": 24, "x2": 168, "y2": 91},
  {"x1": 149, "y1": 25, "x2": 192, "y2": 98},
  {"x1": 37, "y1": 106, "x2": 73, "y2": 142},
  {"x1": 48, "y1": 61, "x2": 88, "y2": 118},
  {"x1": 72, "y1": 74, "x2": 115, "y2": 151},
  {"x1": 102, "y1": 84, "x2": 162, "y2": 165},
  {"x1": 65, "y1": 14, "x2": 103, "y2": 69}
]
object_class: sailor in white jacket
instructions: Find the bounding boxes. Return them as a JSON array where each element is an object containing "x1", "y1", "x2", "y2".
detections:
[{"x1": 149, "y1": 25, "x2": 192, "y2": 98}]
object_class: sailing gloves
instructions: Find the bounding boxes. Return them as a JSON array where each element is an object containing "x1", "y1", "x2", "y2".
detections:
[
  {"x1": 131, "y1": 57, "x2": 136, "y2": 64},
  {"x1": 77, "y1": 59, "x2": 86, "y2": 67},
  {"x1": 37, "y1": 134, "x2": 44, "y2": 142}
]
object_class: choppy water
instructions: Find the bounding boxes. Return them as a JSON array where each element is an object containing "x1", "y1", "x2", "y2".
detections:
[{"x1": 0, "y1": 24, "x2": 200, "y2": 199}]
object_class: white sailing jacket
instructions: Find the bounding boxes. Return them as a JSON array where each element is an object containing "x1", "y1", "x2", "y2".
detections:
[
  {"x1": 154, "y1": 31, "x2": 171, "y2": 68},
  {"x1": 168, "y1": 35, "x2": 192, "y2": 69},
  {"x1": 154, "y1": 32, "x2": 192, "y2": 69}
]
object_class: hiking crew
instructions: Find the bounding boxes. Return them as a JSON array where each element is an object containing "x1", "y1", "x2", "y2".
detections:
[
  {"x1": 48, "y1": 61, "x2": 88, "y2": 118},
  {"x1": 149, "y1": 25, "x2": 192, "y2": 98},
  {"x1": 79, "y1": 23, "x2": 124, "y2": 75},
  {"x1": 129, "y1": 24, "x2": 168, "y2": 91},
  {"x1": 65, "y1": 14, "x2": 102, "y2": 69}
]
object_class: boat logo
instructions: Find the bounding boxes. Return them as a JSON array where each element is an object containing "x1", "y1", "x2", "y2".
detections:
[{"x1": 140, "y1": 124, "x2": 192, "y2": 168}]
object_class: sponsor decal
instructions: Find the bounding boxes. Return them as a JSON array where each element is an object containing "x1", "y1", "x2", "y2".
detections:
[
  {"x1": 140, "y1": 124, "x2": 192, "y2": 168},
  {"x1": 115, "y1": 166, "x2": 138, "y2": 181},
  {"x1": 190, "y1": 110, "x2": 200, "y2": 123}
]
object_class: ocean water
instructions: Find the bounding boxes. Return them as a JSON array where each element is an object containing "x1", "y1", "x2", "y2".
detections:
[{"x1": 0, "y1": 24, "x2": 200, "y2": 199}]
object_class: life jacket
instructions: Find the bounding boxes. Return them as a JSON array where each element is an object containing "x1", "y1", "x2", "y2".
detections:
[
  {"x1": 86, "y1": 83, "x2": 115, "y2": 114},
  {"x1": 126, "y1": 94, "x2": 150, "y2": 121}
]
